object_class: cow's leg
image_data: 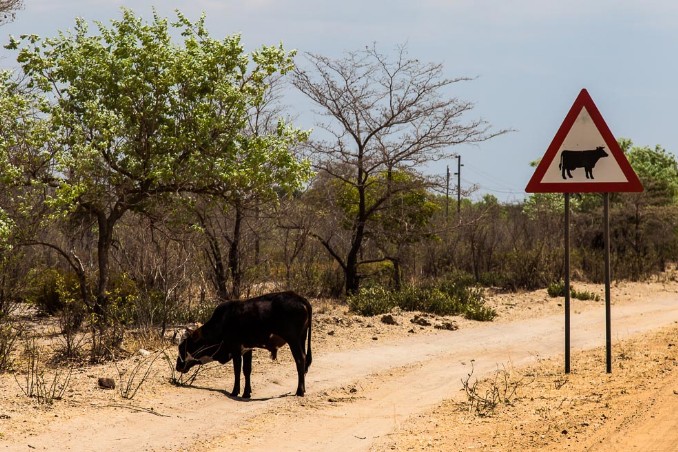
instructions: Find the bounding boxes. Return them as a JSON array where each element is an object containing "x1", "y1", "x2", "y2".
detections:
[
  {"x1": 242, "y1": 350, "x2": 253, "y2": 398},
  {"x1": 566, "y1": 168, "x2": 573, "y2": 178},
  {"x1": 289, "y1": 340, "x2": 306, "y2": 396},
  {"x1": 231, "y1": 353, "x2": 242, "y2": 397}
]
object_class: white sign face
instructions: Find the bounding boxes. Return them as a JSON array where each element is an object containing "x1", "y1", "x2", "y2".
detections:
[{"x1": 539, "y1": 108, "x2": 629, "y2": 184}]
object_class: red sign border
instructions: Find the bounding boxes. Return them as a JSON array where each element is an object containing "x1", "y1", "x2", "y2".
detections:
[{"x1": 525, "y1": 89, "x2": 643, "y2": 193}]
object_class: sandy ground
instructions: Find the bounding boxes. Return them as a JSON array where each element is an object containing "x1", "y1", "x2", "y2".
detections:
[{"x1": 0, "y1": 277, "x2": 677, "y2": 451}]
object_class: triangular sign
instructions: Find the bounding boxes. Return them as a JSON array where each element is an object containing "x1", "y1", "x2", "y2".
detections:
[{"x1": 525, "y1": 89, "x2": 643, "y2": 193}]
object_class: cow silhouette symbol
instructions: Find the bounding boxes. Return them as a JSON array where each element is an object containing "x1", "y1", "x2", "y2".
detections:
[{"x1": 559, "y1": 146, "x2": 608, "y2": 179}]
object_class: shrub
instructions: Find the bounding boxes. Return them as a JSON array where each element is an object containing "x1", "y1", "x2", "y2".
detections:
[
  {"x1": 14, "y1": 337, "x2": 73, "y2": 404},
  {"x1": 547, "y1": 281, "x2": 567, "y2": 298},
  {"x1": 464, "y1": 303, "x2": 499, "y2": 322},
  {"x1": 461, "y1": 361, "x2": 529, "y2": 417},
  {"x1": 347, "y1": 275, "x2": 496, "y2": 321},
  {"x1": 547, "y1": 281, "x2": 601, "y2": 301},
  {"x1": 26, "y1": 268, "x2": 64, "y2": 316},
  {"x1": 346, "y1": 286, "x2": 398, "y2": 316},
  {"x1": 572, "y1": 289, "x2": 600, "y2": 301}
]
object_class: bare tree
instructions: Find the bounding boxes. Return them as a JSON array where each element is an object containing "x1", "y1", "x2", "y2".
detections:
[
  {"x1": 0, "y1": 0, "x2": 22, "y2": 25},
  {"x1": 293, "y1": 44, "x2": 508, "y2": 294}
]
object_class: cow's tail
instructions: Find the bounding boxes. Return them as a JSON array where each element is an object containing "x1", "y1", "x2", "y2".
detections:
[
  {"x1": 304, "y1": 297, "x2": 312, "y2": 373},
  {"x1": 559, "y1": 152, "x2": 563, "y2": 170}
]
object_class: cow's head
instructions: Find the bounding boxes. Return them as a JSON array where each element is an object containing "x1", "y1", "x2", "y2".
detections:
[
  {"x1": 595, "y1": 146, "x2": 608, "y2": 157},
  {"x1": 175, "y1": 326, "x2": 230, "y2": 373}
]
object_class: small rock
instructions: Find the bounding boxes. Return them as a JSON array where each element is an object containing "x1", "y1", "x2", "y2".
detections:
[
  {"x1": 327, "y1": 330, "x2": 335, "y2": 336},
  {"x1": 411, "y1": 315, "x2": 431, "y2": 326},
  {"x1": 372, "y1": 336, "x2": 378, "y2": 340},
  {"x1": 381, "y1": 314, "x2": 398, "y2": 325},
  {"x1": 98, "y1": 378, "x2": 116, "y2": 390},
  {"x1": 138, "y1": 349, "x2": 151, "y2": 357},
  {"x1": 435, "y1": 321, "x2": 458, "y2": 331}
]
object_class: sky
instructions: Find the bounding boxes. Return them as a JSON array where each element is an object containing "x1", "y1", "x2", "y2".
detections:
[{"x1": 1, "y1": 0, "x2": 676, "y2": 202}]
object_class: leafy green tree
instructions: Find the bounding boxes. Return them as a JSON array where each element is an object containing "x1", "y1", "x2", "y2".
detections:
[
  {"x1": 621, "y1": 138, "x2": 678, "y2": 205},
  {"x1": 608, "y1": 139, "x2": 678, "y2": 278},
  {"x1": 1, "y1": 9, "x2": 309, "y2": 353},
  {"x1": 189, "y1": 75, "x2": 308, "y2": 300},
  {"x1": 307, "y1": 168, "x2": 438, "y2": 290}
]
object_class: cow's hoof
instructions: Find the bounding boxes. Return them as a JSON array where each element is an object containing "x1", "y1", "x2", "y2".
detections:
[{"x1": 242, "y1": 392, "x2": 251, "y2": 399}]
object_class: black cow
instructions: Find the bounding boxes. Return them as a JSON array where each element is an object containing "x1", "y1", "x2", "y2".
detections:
[
  {"x1": 176, "y1": 291, "x2": 312, "y2": 398},
  {"x1": 559, "y1": 146, "x2": 608, "y2": 179}
]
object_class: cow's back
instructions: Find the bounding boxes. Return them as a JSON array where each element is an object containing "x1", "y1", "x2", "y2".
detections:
[{"x1": 207, "y1": 291, "x2": 311, "y2": 344}]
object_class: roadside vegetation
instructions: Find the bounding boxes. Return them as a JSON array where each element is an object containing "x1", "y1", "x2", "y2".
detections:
[{"x1": 0, "y1": 8, "x2": 676, "y2": 402}]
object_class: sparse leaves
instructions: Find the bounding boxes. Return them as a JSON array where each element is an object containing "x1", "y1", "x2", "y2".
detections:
[{"x1": 294, "y1": 44, "x2": 506, "y2": 294}]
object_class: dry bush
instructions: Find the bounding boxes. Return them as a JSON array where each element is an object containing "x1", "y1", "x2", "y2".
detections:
[
  {"x1": 13, "y1": 337, "x2": 73, "y2": 404},
  {"x1": 0, "y1": 318, "x2": 21, "y2": 372},
  {"x1": 461, "y1": 360, "x2": 531, "y2": 416},
  {"x1": 114, "y1": 350, "x2": 163, "y2": 400}
]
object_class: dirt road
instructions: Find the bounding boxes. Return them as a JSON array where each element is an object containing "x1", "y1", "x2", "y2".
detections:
[{"x1": 6, "y1": 293, "x2": 678, "y2": 451}]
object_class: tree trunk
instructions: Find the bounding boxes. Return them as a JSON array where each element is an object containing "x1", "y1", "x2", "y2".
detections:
[
  {"x1": 344, "y1": 221, "x2": 365, "y2": 295},
  {"x1": 344, "y1": 257, "x2": 360, "y2": 295},
  {"x1": 228, "y1": 203, "x2": 243, "y2": 299},
  {"x1": 95, "y1": 215, "x2": 114, "y2": 322},
  {"x1": 206, "y1": 232, "x2": 229, "y2": 300},
  {"x1": 392, "y1": 258, "x2": 402, "y2": 291}
]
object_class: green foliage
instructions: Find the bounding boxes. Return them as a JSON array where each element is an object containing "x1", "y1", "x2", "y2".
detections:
[
  {"x1": 4, "y1": 9, "x2": 311, "y2": 211},
  {"x1": 347, "y1": 274, "x2": 496, "y2": 321},
  {"x1": 546, "y1": 281, "x2": 567, "y2": 298},
  {"x1": 26, "y1": 269, "x2": 71, "y2": 316},
  {"x1": 0, "y1": 208, "x2": 14, "y2": 249},
  {"x1": 1, "y1": 9, "x2": 311, "y2": 339},
  {"x1": 320, "y1": 168, "x2": 438, "y2": 237},
  {"x1": 346, "y1": 286, "x2": 398, "y2": 317},
  {"x1": 625, "y1": 140, "x2": 678, "y2": 204},
  {"x1": 522, "y1": 193, "x2": 567, "y2": 219},
  {"x1": 571, "y1": 289, "x2": 600, "y2": 301},
  {"x1": 547, "y1": 281, "x2": 600, "y2": 301}
]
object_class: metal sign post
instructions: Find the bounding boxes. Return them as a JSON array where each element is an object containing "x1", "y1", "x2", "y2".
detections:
[
  {"x1": 564, "y1": 193, "x2": 571, "y2": 374},
  {"x1": 526, "y1": 89, "x2": 643, "y2": 374},
  {"x1": 604, "y1": 193, "x2": 612, "y2": 373}
]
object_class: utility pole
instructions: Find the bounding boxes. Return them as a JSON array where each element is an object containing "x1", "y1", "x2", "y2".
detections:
[
  {"x1": 445, "y1": 165, "x2": 450, "y2": 220},
  {"x1": 454, "y1": 155, "x2": 463, "y2": 215}
]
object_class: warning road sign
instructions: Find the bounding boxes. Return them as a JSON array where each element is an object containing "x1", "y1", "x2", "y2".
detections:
[{"x1": 525, "y1": 89, "x2": 643, "y2": 193}]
